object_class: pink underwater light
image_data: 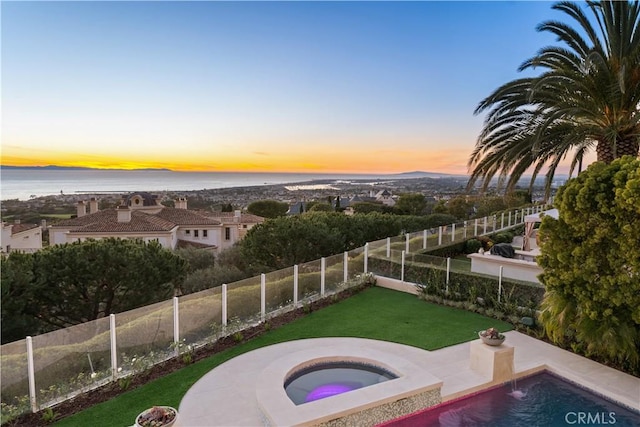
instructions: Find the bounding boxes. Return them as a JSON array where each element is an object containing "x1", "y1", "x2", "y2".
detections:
[{"x1": 305, "y1": 383, "x2": 355, "y2": 402}]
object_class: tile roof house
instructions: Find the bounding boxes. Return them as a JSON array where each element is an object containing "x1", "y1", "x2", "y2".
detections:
[
  {"x1": 202, "y1": 211, "x2": 265, "y2": 241},
  {"x1": 374, "y1": 189, "x2": 396, "y2": 207},
  {"x1": 48, "y1": 193, "x2": 263, "y2": 254},
  {"x1": 1, "y1": 221, "x2": 43, "y2": 253}
]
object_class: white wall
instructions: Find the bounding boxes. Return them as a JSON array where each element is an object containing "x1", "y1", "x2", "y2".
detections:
[
  {"x1": 10, "y1": 228, "x2": 43, "y2": 251},
  {"x1": 468, "y1": 253, "x2": 543, "y2": 283},
  {"x1": 178, "y1": 227, "x2": 220, "y2": 248},
  {"x1": 1, "y1": 223, "x2": 12, "y2": 252}
]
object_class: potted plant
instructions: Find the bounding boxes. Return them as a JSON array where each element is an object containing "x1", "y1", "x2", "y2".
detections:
[
  {"x1": 478, "y1": 327, "x2": 506, "y2": 346},
  {"x1": 135, "y1": 406, "x2": 178, "y2": 427}
]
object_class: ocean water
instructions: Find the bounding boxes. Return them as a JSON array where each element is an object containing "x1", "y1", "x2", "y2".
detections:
[{"x1": 0, "y1": 169, "x2": 405, "y2": 201}]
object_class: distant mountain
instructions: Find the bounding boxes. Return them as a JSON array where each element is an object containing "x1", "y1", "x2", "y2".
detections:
[
  {"x1": 393, "y1": 171, "x2": 467, "y2": 178},
  {"x1": 1, "y1": 165, "x2": 172, "y2": 172}
]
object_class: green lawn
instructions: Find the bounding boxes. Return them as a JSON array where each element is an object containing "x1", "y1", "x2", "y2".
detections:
[
  {"x1": 40, "y1": 214, "x2": 74, "y2": 219},
  {"x1": 53, "y1": 286, "x2": 512, "y2": 427}
]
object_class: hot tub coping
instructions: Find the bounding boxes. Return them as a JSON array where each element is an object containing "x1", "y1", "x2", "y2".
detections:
[{"x1": 256, "y1": 343, "x2": 443, "y2": 426}]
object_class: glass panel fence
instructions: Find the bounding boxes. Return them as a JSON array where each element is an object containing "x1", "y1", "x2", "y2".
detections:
[
  {"x1": 31, "y1": 316, "x2": 111, "y2": 407},
  {"x1": 452, "y1": 222, "x2": 466, "y2": 243},
  {"x1": 407, "y1": 230, "x2": 424, "y2": 253},
  {"x1": 449, "y1": 257, "x2": 472, "y2": 273},
  {"x1": 226, "y1": 276, "x2": 262, "y2": 327},
  {"x1": 115, "y1": 299, "x2": 174, "y2": 378},
  {"x1": 1, "y1": 339, "x2": 30, "y2": 421},
  {"x1": 323, "y1": 253, "x2": 344, "y2": 293},
  {"x1": 265, "y1": 266, "x2": 295, "y2": 313},
  {"x1": 424, "y1": 228, "x2": 439, "y2": 249},
  {"x1": 367, "y1": 237, "x2": 387, "y2": 254},
  {"x1": 297, "y1": 259, "x2": 321, "y2": 303},
  {"x1": 179, "y1": 286, "x2": 222, "y2": 347},
  {"x1": 388, "y1": 235, "x2": 405, "y2": 254},
  {"x1": 407, "y1": 252, "x2": 449, "y2": 268},
  {"x1": 347, "y1": 247, "x2": 365, "y2": 281},
  {"x1": 375, "y1": 249, "x2": 404, "y2": 280}
]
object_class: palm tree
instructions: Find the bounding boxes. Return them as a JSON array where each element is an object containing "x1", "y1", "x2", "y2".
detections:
[{"x1": 468, "y1": 1, "x2": 640, "y2": 196}]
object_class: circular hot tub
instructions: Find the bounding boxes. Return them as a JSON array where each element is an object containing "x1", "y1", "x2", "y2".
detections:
[{"x1": 284, "y1": 361, "x2": 398, "y2": 405}]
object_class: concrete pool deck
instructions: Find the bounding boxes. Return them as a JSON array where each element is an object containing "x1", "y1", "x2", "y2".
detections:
[{"x1": 176, "y1": 332, "x2": 640, "y2": 426}]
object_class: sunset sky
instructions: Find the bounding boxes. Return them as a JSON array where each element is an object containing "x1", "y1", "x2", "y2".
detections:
[{"x1": 2, "y1": 1, "x2": 586, "y2": 175}]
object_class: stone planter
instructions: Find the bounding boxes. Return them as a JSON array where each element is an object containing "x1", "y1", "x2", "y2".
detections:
[
  {"x1": 478, "y1": 332, "x2": 505, "y2": 346},
  {"x1": 135, "y1": 406, "x2": 177, "y2": 427}
]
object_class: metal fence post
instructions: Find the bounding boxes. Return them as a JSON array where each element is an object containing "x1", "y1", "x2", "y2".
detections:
[
  {"x1": 222, "y1": 284, "x2": 228, "y2": 326},
  {"x1": 110, "y1": 314, "x2": 117, "y2": 381},
  {"x1": 26, "y1": 336, "x2": 37, "y2": 412},
  {"x1": 423, "y1": 229, "x2": 427, "y2": 250},
  {"x1": 293, "y1": 265, "x2": 299, "y2": 306},
  {"x1": 474, "y1": 218, "x2": 478, "y2": 236},
  {"x1": 260, "y1": 273, "x2": 266, "y2": 322},
  {"x1": 483, "y1": 216, "x2": 488, "y2": 234},
  {"x1": 498, "y1": 266, "x2": 503, "y2": 303},
  {"x1": 446, "y1": 257, "x2": 451, "y2": 286},
  {"x1": 343, "y1": 251, "x2": 348, "y2": 284},
  {"x1": 501, "y1": 213, "x2": 504, "y2": 229},
  {"x1": 401, "y1": 251, "x2": 405, "y2": 282},
  {"x1": 173, "y1": 297, "x2": 180, "y2": 355},
  {"x1": 364, "y1": 243, "x2": 369, "y2": 273},
  {"x1": 321, "y1": 257, "x2": 326, "y2": 296},
  {"x1": 451, "y1": 224, "x2": 456, "y2": 242},
  {"x1": 463, "y1": 221, "x2": 467, "y2": 239},
  {"x1": 386, "y1": 237, "x2": 391, "y2": 258},
  {"x1": 438, "y1": 226, "x2": 443, "y2": 245}
]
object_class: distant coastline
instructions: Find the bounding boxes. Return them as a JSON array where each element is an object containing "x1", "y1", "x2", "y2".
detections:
[
  {"x1": 1, "y1": 168, "x2": 467, "y2": 201},
  {"x1": 0, "y1": 165, "x2": 172, "y2": 172},
  {"x1": 0, "y1": 165, "x2": 460, "y2": 177}
]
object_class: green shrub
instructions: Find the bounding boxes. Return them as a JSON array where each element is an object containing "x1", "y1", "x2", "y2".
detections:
[
  {"x1": 422, "y1": 241, "x2": 466, "y2": 258},
  {"x1": 464, "y1": 238, "x2": 482, "y2": 254},
  {"x1": 492, "y1": 231, "x2": 514, "y2": 244}
]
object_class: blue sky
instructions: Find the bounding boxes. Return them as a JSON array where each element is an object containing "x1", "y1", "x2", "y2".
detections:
[{"x1": 2, "y1": 1, "x2": 573, "y2": 174}]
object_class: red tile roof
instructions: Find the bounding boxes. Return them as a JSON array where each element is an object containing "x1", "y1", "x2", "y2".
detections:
[
  {"x1": 51, "y1": 208, "x2": 220, "y2": 233},
  {"x1": 10, "y1": 223, "x2": 40, "y2": 235}
]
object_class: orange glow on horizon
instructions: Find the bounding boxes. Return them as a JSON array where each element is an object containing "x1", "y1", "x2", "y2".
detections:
[{"x1": 1, "y1": 150, "x2": 472, "y2": 175}]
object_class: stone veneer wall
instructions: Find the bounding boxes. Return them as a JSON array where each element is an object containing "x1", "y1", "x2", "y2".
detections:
[{"x1": 317, "y1": 389, "x2": 441, "y2": 427}]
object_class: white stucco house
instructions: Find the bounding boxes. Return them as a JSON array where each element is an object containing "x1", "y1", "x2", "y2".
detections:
[
  {"x1": 1, "y1": 221, "x2": 43, "y2": 253},
  {"x1": 374, "y1": 190, "x2": 396, "y2": 207},
  {"x1": 48, "y1": 193, "x2": 264, "y2": 254}
]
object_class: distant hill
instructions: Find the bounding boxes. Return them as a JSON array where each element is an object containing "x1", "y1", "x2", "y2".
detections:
[
  {"x1": 1, "y1": 165, "x2": 172, "y2": 172},
  {"x1": 393, "y1": 171, "x2": 467, "y2": 178}
]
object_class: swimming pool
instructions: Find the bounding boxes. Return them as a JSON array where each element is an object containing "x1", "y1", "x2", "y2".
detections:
[{"x1": 382, "y1": 371, "x2": 640, "y2": 427}]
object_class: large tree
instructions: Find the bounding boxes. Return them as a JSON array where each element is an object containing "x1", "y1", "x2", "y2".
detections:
[
  {"x1": 240, "y1": 212, "x2": 458, "y2": 270},
  {"x1": 30, "y1": 238, "x2": 188, "y2": 328},
  {"x1": 394, "y1": 193, "x2": 427, "y2": 216},
  {"x1": 537, "y1": 156, "x2": 640, "y2": 371},
  {"x1": 468, "y1": 1, "x2": 640, "y2": 196},
  {"x1": 1, "y1": 252, "x2": 40, "y2": 343},
  {"x1": 247, "y1": 200, "x2": 289, "y2": 218}
]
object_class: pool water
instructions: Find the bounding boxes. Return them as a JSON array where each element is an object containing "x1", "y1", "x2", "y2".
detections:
[
  {"x1": 383, "y1": 372, "x2": 640, "y2": 427},
  {"x1": 284, "y1": 362, "x2": 397, "y2": 405}
]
